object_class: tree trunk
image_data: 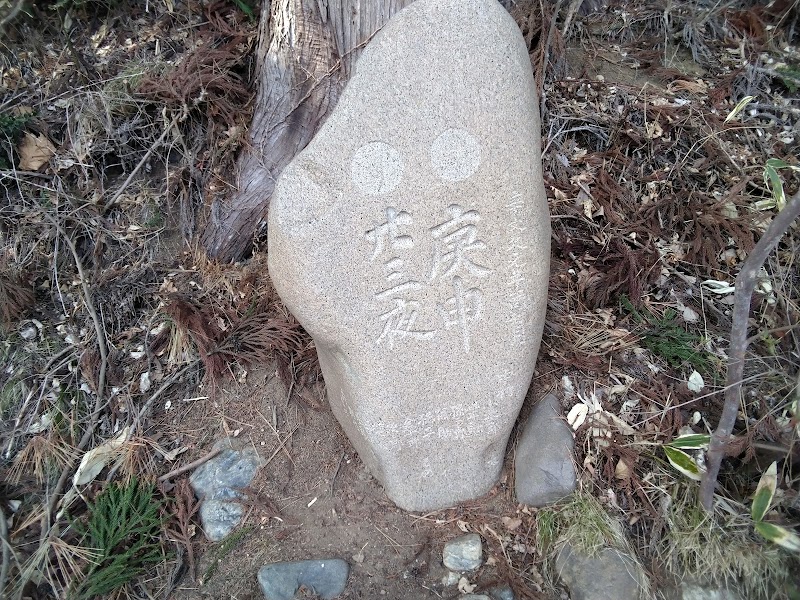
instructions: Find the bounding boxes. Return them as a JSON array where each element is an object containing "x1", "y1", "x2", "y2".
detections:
[{"x1": 201, "y1": 0, "x2": 415, "y2": 263}]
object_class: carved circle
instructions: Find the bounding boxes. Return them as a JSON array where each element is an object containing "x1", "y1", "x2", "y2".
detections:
[
  {"x1": 430, "y1": 128, "x2": 481, "y2": 182},
  {"x1": 351, "y1": 141, "x2": 404, "y2": 196}
]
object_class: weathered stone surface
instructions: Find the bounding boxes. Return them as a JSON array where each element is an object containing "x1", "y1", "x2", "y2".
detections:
[
  {"x1": 489, "y1": 584, "x2": 516, "y2": 600},
  {"x1": 515, "y1": 393, "x2": 576, "y2": 506},
  {"x1": 268, "y1": 0, "x2": 550, "y2": 511},
  {"x1": 555, "y1": 544, "x2": 644, "y2": 600},
  {"x1": 189, "y1": 438, "x2": 263, "y2": 541},
  {"x1": 665, "y1": 581, "x2": 743, "y2": 600},
  {"x1": 443, "y1": 533, "x2": 484, "y2": 572},
  {"x1": 258, "y1": 559, "x2": 350, "y2": 600}
]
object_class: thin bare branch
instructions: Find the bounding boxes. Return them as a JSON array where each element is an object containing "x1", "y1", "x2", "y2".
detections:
[
  {"x1": 158, "y1": 447, "x2": 223, "y2": 482},
  {"x1": 701, "y1": 189, "x2": 800, "y2": 510}
]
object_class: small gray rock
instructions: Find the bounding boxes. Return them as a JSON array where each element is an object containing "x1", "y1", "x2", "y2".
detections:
[
  {"x1": 189, "y1": 438, "x2": 264, "y2": 541},
  {"x1": 190, "y1": 440, "x2": 263, "y2": 497},
  {"x1": 461, "y1": 595, "x2": 491, "y2": 600},
  {"x1": 489, "y1": 584, "x2": 516, "y2": 600},
  {"x1": 443, "y1": 533, "x2": 483, "y2": 571},
  {"x1": 515, "y1": 393, "x2": 576, "y2": 506},
  {"x1": 258, "y1": 559, "x2": 350, "y2": 600},
  {"x1": 670, "y1": 581, "x2": 742, "y2": 600},
  {"x1": 198, "y1": 500, "x2": 244, "y2": 542},
  {"x1": 555, "y1": 543, "x2": 643, "y2": 600},
  {"x1": 442, "y1": 571, "x2": 460, "y2": 586}
]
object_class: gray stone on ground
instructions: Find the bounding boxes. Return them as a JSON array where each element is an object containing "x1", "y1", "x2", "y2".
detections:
[
  {"x1": 461, "y1": 595, "x2": 491, "y2": 600},
  {"x1": 555, "y1": 543, "x2": 643, "y2": 600},
  {"x1": 189, "y1": 438, "x2": 263, "y2": 541},
  {"x1": 666, "y1": 581, "x2": 743, "y2": 600},
  {"x1": 258, "y1": 559, "x2": 349, "y2": 600},
  {"x1": 443, "y1": 533, "x2": 483, "y2": 572},
  {"x1": 268, "y1": 0, "x2": 550, "y2": 512},
  {"x1": 442, "y1": 570, "x2": 460, "y2": 586},
  {"x1": 489, "y1": 584, "x2": 516, "y2": 600},
  {"x1": 515, "y1": 393, "x2": 576, "y2": 506}
]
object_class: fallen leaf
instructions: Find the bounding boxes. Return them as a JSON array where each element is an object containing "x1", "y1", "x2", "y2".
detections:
[
  {"x1": 681, "y1": 305, "x2": 700, "y2": 323},
  {"x1": 567, "y1": 403, "x2": 588, "y2": 430},
  {"x1": 687, "y1": 371, "x2": 705, "y2": 393},
  {"x1": 161, "y1": 446, "x2": 188, "y2": 462},
  {"x1": 615, "y1": 457, "x2": 632, "y2": 481},
  {"x1": 502, "y1": 516, "x2": 522, "y2": 531},
  {"x1": 139, "y1": 371, "x2": 152, "y2": 392},
  {"x1": 458, "y1": 577, "x2": 476, "y2": 594},
  {"x1": 701, "y1": 279, "x2": 735, "y2": 295},
  {"x1": 18, "y1": 132, "x2": 56, "y2": 171},
  {"x1": 73, "y1": 426, "x2": 130, "y2": 487}
]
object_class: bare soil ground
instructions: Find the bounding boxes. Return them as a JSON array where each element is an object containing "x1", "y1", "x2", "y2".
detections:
[{"x1": 1, "y1": 1, "x2": 800, "y2": 599}]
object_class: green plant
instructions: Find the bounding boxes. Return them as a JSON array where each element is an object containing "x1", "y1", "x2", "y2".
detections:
[
  {"x1": 775, "y1": 66, "x2": 800, "y2": 93},
  {"x1": 0, "y1": 111, "x2": 33, "y2": 168},
  {"x1": 751, "y1": 462, "x2": 800, "y2": 553},
  {"x1": 660, "y1": 479, "x2": 796, "y2": 599},
  {"x1": 662, "y1": 433, "x2": 711, "y2": 481},
  {"x1": 0, "y1": 112, "x2": 30, "y2": 140},
  {"x1": 621, "y1": 296, "x2": 710, "y2": 373},
  {"x1": 71, "y1": 477, "x2": 164, "y2": 599},
  {"x1": 231, "y1": 0, "x2": 255, "y2": 20},
  {"x1": 537, "y1": 492, "x2": 627, "y2": 557}
]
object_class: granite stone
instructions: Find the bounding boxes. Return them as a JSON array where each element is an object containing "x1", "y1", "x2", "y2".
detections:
[
  {"x1": 258, "y1": 559, "x2": 349, "y2": 600},
  {"x1": 268, "y1": 0, "x2": 550, "y2": 510},
  {"x1": 189, "y1": 438, "x2": 264, "y2": 541},
  {"x1": 515, "y1": 393, "x2": 576, "y2": 506},
  {"x1": 443, "y1": 533, "x2": 484, "y2": 572},
  {"x1": 555, "y1": 544, "x2": 644, "y2": 600}
]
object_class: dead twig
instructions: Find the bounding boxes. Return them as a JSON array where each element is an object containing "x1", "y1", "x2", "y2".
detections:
[
  {"x1": 158, "y1": 447, "x2": 223, "y2": 482},
  {"x1": 0, "y1": 0, "x2": 24, "y2": 31},
  {"x1": 102, "y1": 112, "x2": 182, "y2": 214},
  {"x1": 40, "y1": 208, "x2": 108, "y2": 516},
  {"x1": 0, "y1": 504, "x2": 10, "y2": 597},
  {"x1": 700, "y1": 189, "x2": 800, "y2": 510},
  {"x1": 132, "y1": 360, "x2": 201, "y2": 435},
  {"x1": 13, "y1": 206, "x2": 113, "y2": 595}
]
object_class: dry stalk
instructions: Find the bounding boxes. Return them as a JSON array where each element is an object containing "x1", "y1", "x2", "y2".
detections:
[
  {"x1": 17, "y1": 207, "x2": 112, "y2": 594},
  {"x1": 158, "y1": 447, "x2": 223, "y2": 482},
  {"x1": 700, "y1": 189, "x2": 800, "y2": 510},
  {"x1": 0, "y1": 0, "x2": 24, "y2": 31},
  {"x1": 102, "y1": 112, "x2": 182, "y2": 214},
  {"x1": 0, "y1": 504, "x2": 10, "y2": 597}
]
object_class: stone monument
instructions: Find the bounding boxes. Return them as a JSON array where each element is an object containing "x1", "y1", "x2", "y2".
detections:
[{"x1": 267, "y1": 0, "x2": 550, "y2": 511}]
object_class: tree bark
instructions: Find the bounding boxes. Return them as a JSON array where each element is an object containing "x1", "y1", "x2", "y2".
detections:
[{"x1": 201, "y1": 0, "x2": 414, "y2": 263}]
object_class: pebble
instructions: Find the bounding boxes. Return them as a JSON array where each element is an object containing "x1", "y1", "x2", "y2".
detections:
[
  {"x1": 555, "y1": 543, "x2": 643, "y2": 600},
  {"x1": 489, "y1": 584, "x2": 516, "y2": 600},
  {"x1": 257, "y1": 559, "x2": 350, "y2": 600},
  {"x1": 669, "y1": 580, "x2": 742, "y2": 600},
  {"x1": 442, "y1": 571, "x2": 460, "y2": 586},
  {"x1": 198, "y1": 499, "x2": 244, "y2": 543},
  {"x1": 515, "y1": 393, "x2": 576, "y2": 506},
  {"x1": 189, "y1": 438, "x2": 264, "y2": 541},
  {"x1": 461, "y1": 595, "x2": 491, "y2": 600},
  {"x1": 443, "y1": 533, "x2": 483, "y2": 572}
]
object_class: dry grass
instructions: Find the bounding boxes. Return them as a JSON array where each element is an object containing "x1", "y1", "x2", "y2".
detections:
[{"x1": 656, "y1": 477, "x2": 793, "y2": 599}]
